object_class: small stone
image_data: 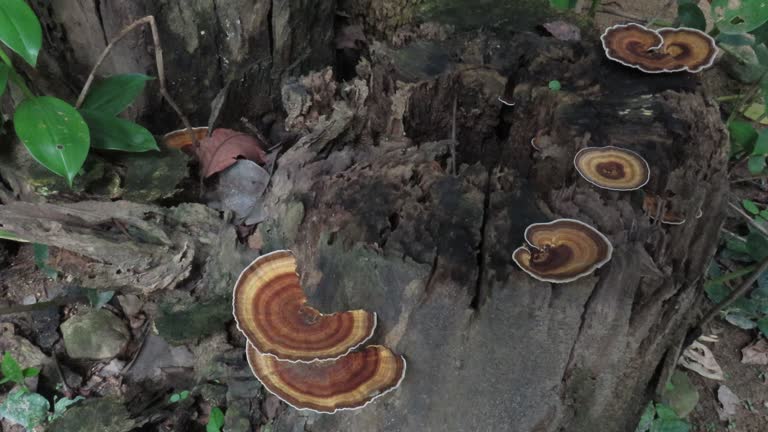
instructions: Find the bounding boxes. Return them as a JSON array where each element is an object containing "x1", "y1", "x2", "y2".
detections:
[
  {"x1": 116, "y1": 294, "x2": 142, "y2": 317},
  {"x1": 48, "y1": 398, "x2": 135, "y2": 432},
  {"x1": 61, "y1": 309, "x2": 130, "y2": 360}
]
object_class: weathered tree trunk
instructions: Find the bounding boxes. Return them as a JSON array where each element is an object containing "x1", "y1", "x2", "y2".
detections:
[{"x1": 0, "y1": 1, "x2": 728, "y2": 431}]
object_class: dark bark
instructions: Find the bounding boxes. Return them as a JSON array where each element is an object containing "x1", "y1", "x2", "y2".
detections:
[{"x1": 0, "y1": 2, "x2": 729, "y2": 431}]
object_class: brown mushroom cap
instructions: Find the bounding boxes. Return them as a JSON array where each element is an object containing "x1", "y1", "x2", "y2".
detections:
[
  {"x1": 246, "y1": 343, "x2": 406, "y2": 414},
  {"x1": 574, "y1": 146, "x2": 650, "y2": 191},
  {"x1": 233, "y1": 250, "x2": 376, "y2": 362},
  {"x1": 512, "y1": 219, "x2": 613, "y2": 283},
  {"x1": 642, "y1": 194, "x2": 686, "y2": 225},
  {"x1": 162, "y1": 127, "x2": 208, "y2": 149},
  {"x1": 601, "y1": 23, "x2": 718, "y2": 73}
]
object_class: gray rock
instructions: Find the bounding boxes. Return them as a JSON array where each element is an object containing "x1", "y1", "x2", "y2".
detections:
[
  {"x1": 48, "y1": 398, "x2": 136, "y2": 432},
  {"x1": 61, "y1": 309, "x2": 130, "y2": 360}
]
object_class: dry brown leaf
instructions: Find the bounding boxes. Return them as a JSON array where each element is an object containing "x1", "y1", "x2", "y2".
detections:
[
  {"x1": 678, "y1": 341, "x2": 725, "y2": 381},
  {"x1": 717, "y1": 385, "x2": 739, "y2": 421},
  {"x1": 542, "y1": 20, "x2": 581, "y2": 41},
  {"x1": 196, "y1": 128, "x2": 267, "y2": 178},
  {"x1": 741, "y1": 338, "x2": 768, "y2": 365}
]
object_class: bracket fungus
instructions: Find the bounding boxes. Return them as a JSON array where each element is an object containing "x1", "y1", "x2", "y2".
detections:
[
  {"x1": 601, "y1": 23, "x2": 718, "y2": 74},
  {"x1": 233, "y1": 250, "x2": 377, "y2": 362},
  {"x1": 574, "y1": 146, "x2": 650, "y2": 191},
  {"x1": 161, "y1": 126, "x2": 208, "y2": 149},
  {"x1": 246, "y1": 343, "x2": 406, "y2": 414},
  {"x1": 512, "y1": 219, "x2": 613, "y2": 283}
]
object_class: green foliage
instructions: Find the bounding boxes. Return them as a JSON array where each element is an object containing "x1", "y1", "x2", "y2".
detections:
[
  {"x1": 548, "y1": 0, "x2": 576, "y2": 10},
  {"x1": 84, "y1": 289, "x2": 114, "y2": 310},
  {"x1": 677, "y1": 2, "x2": 706, "y2": 31},
  {"x1": 13, "y1": 96, "x2": 90, "y2": 186},
  {"x1": 728, "y1": 121, "x2": 758, "y2": 156},
  {"x1": 0, "y1": 0, "x2": 42, "y2": 66},
  {"x1": 743, "y1": 199, "x2": 760, "y2": 215},
  {"x1": 81, "y1": 74, "x2": 154, "y2": 116},
  {"x1": 48, "y1": 396, "x2": 85, "y2": 422},
  {"x1": 548, "y1": 80, "x2": 562, "y2": 91},
  {"x1": 662, "y1": 371, "x2": 699, "y2": 418},
  {"x1": 33, "y1": 243, "x2": 58, "y2": 279},
  {"x1": 206, "y1": 407, "x2": 225, "y2": 432},
  {"x1": 711, "y1": 0, "x2": 768, "y2": 35},
  {"x1": 80, "y1": 110, "x2": 158, "y2": 152},
  {"x1": 169, "y1": 390, "x2": 190, "y2": 404},
  {"x1": 0, "y1": 388, "x2": 49, "y2": 429},
  {"x1": 635, "y1": 402, "x2": 691, "y2": 432},
  {"x1": 0, "y1": 352, "x2": 39, "y2": 387}
]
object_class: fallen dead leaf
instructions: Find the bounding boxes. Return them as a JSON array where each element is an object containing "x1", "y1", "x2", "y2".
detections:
[
  {"x1": 678, "y1": 341, "x2": 725, "y2": 381},
  {"x1": 206, "y1": 160, "x2": 270, "y2": 225},
  {"x1": 717, "y1": 385, "x2": 739, "y2": 421},
  {"x1": 542, "y1": 20, "x2": 581, "y2": 41},
  {"x1": 741, "y1": 338, "x2": 768, "y2": 365},
  {"x1": 196, "y1": 128, "x2": 267, "y2": 178}
]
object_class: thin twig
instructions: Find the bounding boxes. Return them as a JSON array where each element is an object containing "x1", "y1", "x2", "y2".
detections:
[
  {"x1": 449, "y1": 94, "x2": 458, "y2": 176},
  {"x1": 731, "y1": 174, "x2": 768, "y2": 184},
  {"x1": 52, "y1": 354, "x2": 73, "y2": 397},
  {"x1": 239, "y1": 117, "x2": 271, "y2": 147},
  {"x1": 121, "y1": 320, "x2": 151, "y2": 375},
  {"x1": 75, "y1": 16, "x2": 197, "y2": 147},
  {"x1": 698, "y1": 255, "x2": 768, "y2": 330},
  {"x1": 728, "y1": 201, "x2": 768, "y2": 238}
]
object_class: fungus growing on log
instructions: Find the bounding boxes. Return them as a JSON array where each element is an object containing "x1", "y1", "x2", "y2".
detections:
[
  {"x1": 574, "y1": 146, "x2": 650, "y2": 191},
  {"x1": 233, "y1": 250, "x2": 377, "y2": 362},
  {"x1": 246, "y1": 343, "x2": 406, "y2": 413},
  {"x1": 161, "y1": 127, "x2": 208, "y2": 149},
  {"x1": 642, "y1": 194, "x2": 686, "y2": 225},
  {"x1": 601, "y1": 23, "x2": 718, "y2": 73},
  {"x1": 512, "y1": 219, "x2": 613, "y2": 283}
]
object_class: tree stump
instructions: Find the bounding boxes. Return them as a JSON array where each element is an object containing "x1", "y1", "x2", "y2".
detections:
[{"x1": 0, "y1": 2, "x2": 728, "y2": 431}]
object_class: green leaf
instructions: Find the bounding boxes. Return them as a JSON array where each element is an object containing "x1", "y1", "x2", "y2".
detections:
[
  {"x1": 0, "y1": 63, "x2": 9, "y2": 101},
  {"x1": 752, "y1": 21, "x2": 768, "y2": 44},
  {"x1": 743, "y1": 199, "x2": 760, "y2": 215},
  {"x1": 49, "y1": 396, "x2": 84, "y2": 422},
  {"x1": 22, "y1": 367, "x2": 39, "y2": 378},
  {"x1": 728, "y1": 121, "x2": 758, "y2": 155},
  {"x1": 169, "y1": 394, "x2": 180, "y2": 403},
  {"x1": 748, "y1": 155, "x2": 766, "y2": 174},
  {"x1": 0, "y1": 389, "x2": 49, "y2": 429},
  {"x1": 747, "y1": 231, "x2": 768, "y2": 260},
  {"x1": 83, "y1": 288, "x2": 114, "y2": 310},
  {"x1": 207, "y1": 407, "x2": 225, "y2": 432},
  {"x1": 754, "y1": 130, "x2": 768, "y2": 155},
  {"x1": 678, "y1": 3, "x2": 706, "y2": 31},
  {"x1": 662, "y1": 371, "x2": 699, "y2": 418},
  {"x1": 548, "y1": 80, "x2": 562, "y2": 91},
  {"x1": 549, "y1": 0, "x2": 577, "y2": 10},
  {"x1": 635, "y1": 402, "x2": 656, "y2": 432},
  {"x1": 654, "y1": 403, "x2": 680, "y2": 420},
  {"x1": 650, "y1": 418, "x2": 691, "y2": 432},
  {"x1": 33, "y1": 243, "x2": 57, "y2": 279},
  {"x1": 759, "y1": 316, "x2": 768, "y2": 337},
  {"x1": 1, "y1": 353, "x2": 23, "y2": 384},
  {"x1": 716, "y1": 33, "x2": 755, "y2": 46},
  {"x1": 13, "y1": 96, "x2": 90, "y2": 186},
  {"x1": 712, "y1": 0, "x2": 768, "y2": 34},
  {"x1": 179, "y1": 390, "x2": 190, "y2": 400},
  {"x1": 0, "y1": 230, "x2": 27, "y2": 242},
  {"x1": 80, "y1": 109, "x2": 158, "y2": 152},
  {"x1": 81, "y1": 74, "x2": 154, "y2": 116},
  {"x1": 0, "y1": 0, "x2": 42, "y2": 66}
]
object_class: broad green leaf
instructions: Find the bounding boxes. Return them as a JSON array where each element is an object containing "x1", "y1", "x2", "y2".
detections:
[
  {"x1": 748, "y1": 155, "x2": 766, "y2": 174},
  {"x1": 728, "y1": 121, "x2": 758, "y2": 155},
  {"x1": 0, "y1": 63, "x2": 9, "y2": 100},
  {"x1": 80, "y1": 109, "x2": 158, "y2": 152},
  {"x1": 1, "y1": 353, "x2": 23, "y2": 384},
  {"x1": 0, "y1": 389, "x2": 49, "y2": 429},
  {"x1": 81, "y1": 74, "x2": 154, "y2": 116},
  {"x1": 716, "y1": 33, "x2": 755, "y2": 46},
  {"x1": 83, "y1": 288, "x2": 114, "y2": 309},
  {"x1": 0, "y1": 230, "x2": 27, "y2": 242},
  {"x1": 678, "y1": 3, "x2": 706, "y2": 31},
  {"x1": 754, "y1": 130, "x2": 768, "y2": 155},
  {"x1": 654, "y1": 404, "x2": 679, "y2": 420},
  {"x1": 743, "y1": 199, "x2": 760, "y2": 215},
  {"x1": 548, "y1": 80, "x2": 562, "y2": 91},
  {"x1": 0, "y1": 0, "x2": 42, "y2": 66},
  {"x1": 662, "y1": 371, "x2": 699, "y2": 418},
  {"x1": 752, "y1": 21, "x2": 768, "y2": 44},
  {"x1": 22, "y1": 367, "x2": 39, "y2": 378},
  {"x1": 33, "y1": 243, "x2": 56, "y2": 279},
  {"x1": 635, "y1": 402, "x2": 656, "y2": 432},
  {"x1": 650, "y1": 418, "x2": 690, "y2": 432},
  {"x1": 179, "y1": 390, "x2": 190, "y2": 400},
  {"x1": 207, "y1": 407, "x2": 225, "y2": 432},
  {"x1": 49, "y1": 396, "x2": 84, "y2": 422},
  {"x1": 741, "y1": 103, "x2": 768, "y2": 124},
  {"x1": 712, "y1": 0, "x2": 768, "y2": 34},
  {"x1": 549, "y1": 0, "x2": 577, "y2": 10},
  {"x1": 747, "y1": 231, "x2": 768, "y2": 261},
  {"x1": 14, "y1": 96, "x2": 90, "y2": 186},
  {"x1": 169, "y1": 394, "x2": 180, "y2": 403}
]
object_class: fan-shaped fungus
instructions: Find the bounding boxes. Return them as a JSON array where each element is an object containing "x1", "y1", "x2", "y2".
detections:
[
  {"x1": 601, "y1": 23, "x2": 718, "y2": 73},
  {"x1": 574, "y1": 146, "x2": 650, "y2": 191},
  {"x1": 512, "y1": 219, "x2": 613, "y2": 283},
  {"x1": 246, "y1": 343, "x2": 406, "y2": 414},
  {"x1": 233, "y1": 250, "x2": 377, "y2": 362},
  {"x1": 161, "y1": 127, "x2": 208, "y2": 149}
]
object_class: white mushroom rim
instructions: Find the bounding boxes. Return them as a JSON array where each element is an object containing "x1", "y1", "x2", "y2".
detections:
[
  {"x1": 600, "y1": 23, "x2": 718, "y2": 74},
  {"x1": 245, "y1": 343, "x2": 408, "y2": 415},
  {"x1": 512, "y1": 218, "x2": 614, "y2": 284},
  {"x1": 232, "y1": 249, "x2": 377, "y2": 364}
]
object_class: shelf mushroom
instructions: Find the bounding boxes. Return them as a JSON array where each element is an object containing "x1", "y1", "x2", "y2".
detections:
[
  {"x1": 162, "y1": 126, "x2": 208, "y2": 149},
  {"x1": 601, "y1": 23, "x2": 718, "y2": 73},
  {"x1": 246, "y1": 343, "x2": 406, "y2": 414},
  {"x1": 512, "y1": 219, "x2": 613, "y2": 283},
  {"x1": 574, "y1": 146, "x2": 650, "y2": 191},
  {"x1": 233, "y1": 250, "x2": 377, "y2": 362}
]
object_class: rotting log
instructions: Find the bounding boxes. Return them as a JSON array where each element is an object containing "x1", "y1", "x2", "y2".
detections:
[{"x1": 0, "y1": 1, "x2": 729, "y2": 431}]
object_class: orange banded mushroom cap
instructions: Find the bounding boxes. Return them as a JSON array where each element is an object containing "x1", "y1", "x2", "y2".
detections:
[
  {"x1": 601, "y1": 23, "x2": 718, "y2": 73},
  {"x1": 233, "y1": 250, "x2": 377, "y2": 362},
  {"x1": 512, "y1": 219, "x2": 613, "y2": 283},
  {"x1": 162, "y1": 127, "x2": 208, "y2": 149},
  {"x1": 246, "y1": 343, "x2": 406, "y2": 414},
  {"x1": 574, "y1": 146, "x2": 650, "y2": 191}
]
